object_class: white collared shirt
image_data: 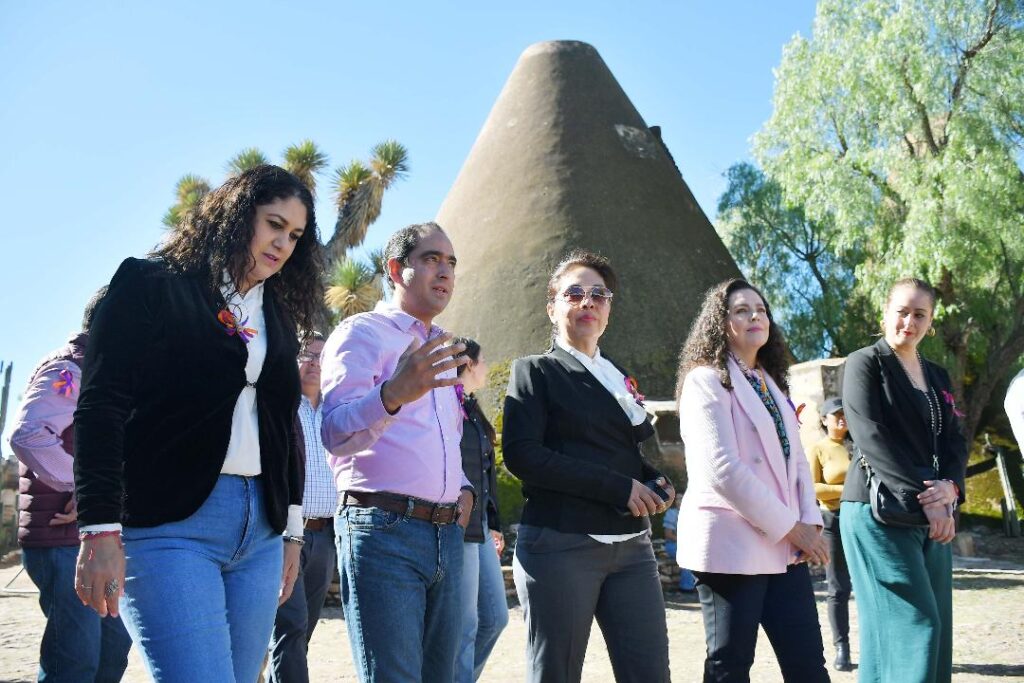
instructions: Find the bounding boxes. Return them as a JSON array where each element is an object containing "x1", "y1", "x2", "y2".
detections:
[{"x1": 555, "y1": 338, "x2": 649, "y2": 544}]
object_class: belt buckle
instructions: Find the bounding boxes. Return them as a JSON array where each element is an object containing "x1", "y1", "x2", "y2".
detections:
[{"x1": 430, "y1": 504, "x2": 453, "y2": 525}]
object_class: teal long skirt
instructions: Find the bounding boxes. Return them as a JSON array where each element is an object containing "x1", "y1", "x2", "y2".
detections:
[{"x1": 839, "y1": 501, "x2": 953, "y2": 683}]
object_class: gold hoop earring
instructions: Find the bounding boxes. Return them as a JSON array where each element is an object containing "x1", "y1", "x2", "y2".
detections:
[{"x1": 927, "y1": 327, "x2": 936, "y2": 337}]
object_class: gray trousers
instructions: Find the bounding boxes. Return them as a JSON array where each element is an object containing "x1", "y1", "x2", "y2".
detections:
[{"x1": 512, "y1": 526, "x2": 670, "y2": 683}]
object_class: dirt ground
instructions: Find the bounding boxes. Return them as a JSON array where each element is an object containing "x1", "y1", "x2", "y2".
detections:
[{"x1": 2, "y1": 533, "x2": 1022, "y2": 682}]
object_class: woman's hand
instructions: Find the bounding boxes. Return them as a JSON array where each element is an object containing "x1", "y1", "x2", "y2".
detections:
[
  {"x1": 490, "y1": 529, "x2": 505, "y2": 558},
  {"x1": 627, "y1": 479, "x2": 665, "y2": 517},
  {"x1": 658, "y1": 479, "x2": 676, "y2": 514},
  {"x1": 922, "y1": 501, "x2": 956, "y2": 544},
  {"x1": 75, "y1": 535, "x2": 125, "y2": 617},
  {"x1": 918, "y1": 480, "x2": 957, "y2": 508},
  {"x1": 279, "y1": 541, "x2": 302, "y2": 606},
  {"x1": 785, "y1": 521, "x2": 830, "y2": 566}
]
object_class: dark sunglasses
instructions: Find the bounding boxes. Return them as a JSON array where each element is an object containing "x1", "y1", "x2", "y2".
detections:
[{"x1": 560, "y1": 284, "x2": 614, "y2": 305}]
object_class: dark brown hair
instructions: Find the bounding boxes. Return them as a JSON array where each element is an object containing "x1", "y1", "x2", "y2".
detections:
[
  {"x1": 546, "y1": 249, "x2": 618, "y2": 300},
  {"x1": 675, "y1": 279, "x2": 790, "y2": 399},
  {"x1": 154, "y1": 165, "x2": 325, "y2": 335},
  {"x1": 453, "y1": 336, "x2": 497, "y2": 446}
]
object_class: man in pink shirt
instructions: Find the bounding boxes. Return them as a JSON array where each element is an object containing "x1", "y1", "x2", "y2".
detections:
[
  {"x1": 321, "y1": 222, "x2": 474, "y2": 683},
  {"x1": 9, "y1": 291, "x2": 133, "y2": 682}
]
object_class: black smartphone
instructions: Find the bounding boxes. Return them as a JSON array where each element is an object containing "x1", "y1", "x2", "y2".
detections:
[{"x1": 616, "y1": 479, "x2": 670, "y2": 517}]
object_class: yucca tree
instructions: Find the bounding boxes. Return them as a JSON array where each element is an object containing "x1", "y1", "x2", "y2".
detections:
[
  {"x1": 227, "y1": 147, "x2": 270, "y2": 177},
  {"x1": 282, "y1": 139, "x2": 328, "y2": 195},
  {"x1": 162, "y1": 174, "x2": 211, "y2": 228},
  {"x1": 327, "y1": 140, "x2": 409, "y2": 259},
  {"x1": 324, "y1": 256, "x2": 382, "y2": 324}
]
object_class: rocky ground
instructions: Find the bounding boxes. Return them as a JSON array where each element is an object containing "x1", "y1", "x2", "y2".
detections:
[{"x1": 2, "y1": 531, "x2": 1021, "y2": 682}]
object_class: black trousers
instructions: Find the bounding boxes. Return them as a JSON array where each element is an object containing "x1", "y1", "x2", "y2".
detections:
[
  {"x1": 821, "y1": 509, "x2": 852, "y2": 647},
  {"x1": 693, "y1": 563, "x2": 830, "y2": 683},
  {"x1": 512, "y1": 526, "x2": 670, "y2": 683}
]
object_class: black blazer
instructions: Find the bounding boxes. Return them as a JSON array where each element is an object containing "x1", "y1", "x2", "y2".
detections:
[
  {"x1": 502, "y1": 347, "x2": 664, "y2": 535},
  {"x1": 841, "y1": 338, "x2": 968, "y2": 509},
  {"x1": 74, "y1": 257, "x2": 303, "y2": 532}
]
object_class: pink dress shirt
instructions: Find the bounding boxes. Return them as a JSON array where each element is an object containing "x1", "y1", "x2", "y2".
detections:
[
  {"x1": 9, "y1": 359, "x2": 79, "y2": 492},
  {"x1": 320, "y1": 302, "x2": 467, "y2": 504}
]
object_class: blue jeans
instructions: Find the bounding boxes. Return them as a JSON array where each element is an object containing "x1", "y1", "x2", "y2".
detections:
[
  {"x1": 336, "y1": 505, "x2": 465, "y2": 683},
  {"x1": 664, "y1": 541, "x2": 697, "y2": 591},
  {"x1": 120, "y1": 475, "x2": 282, "y2": 683},
  {"x1": 456, "y1": 539, "x2": 509, "y2": 682},
  {"x1": 268, "y1": 522, "x2": 337, "y2": 683},
  {"x1": 22, "y1": 545, "x2": 132, "y2": 682}
]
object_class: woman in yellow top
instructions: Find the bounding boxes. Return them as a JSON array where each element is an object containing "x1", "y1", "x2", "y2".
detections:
[{"x1": 807, "y1": 397, "x2": 853, "y2": 672}]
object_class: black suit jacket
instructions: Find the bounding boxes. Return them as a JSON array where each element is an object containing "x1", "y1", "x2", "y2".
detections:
[
  {"x1": 841, "y1": 338, "x2": 968, "y2": 509},
  {"x1": 74, "y1": 258, "x2": 303, "y2": 532},
  {"x1": 503, "y1": 347, "x2": 664, "y2": 535}
]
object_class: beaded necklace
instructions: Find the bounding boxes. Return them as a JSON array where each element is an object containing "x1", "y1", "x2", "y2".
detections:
[{"x1": 887, "y1": 342, "x2": 942, "y2": 473}]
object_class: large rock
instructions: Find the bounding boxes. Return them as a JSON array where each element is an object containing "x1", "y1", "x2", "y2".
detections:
[
  {"x1": 436, "y1": 40, "x2": 740, "y2": 398},
  {"x1": 789, "y1": 358, "x2": 846, "y2": 453}
]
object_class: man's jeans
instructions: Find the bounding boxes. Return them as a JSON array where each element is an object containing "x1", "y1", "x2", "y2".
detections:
[
  {"x1": 456, "y1": 539, "x2": 509, "y2": 682},
  {"x1": 336, "y1": 505, "x2": 465, "y2": 683},
  {"x1": 120, "y1": 475, "x2": 282, "y2": 683},
  {"x1": 268, "y1": 522, "x2": 337, "y2": 683},
  {"x1": 22, "y1": 545, "x2": 132, "y2": 682}
]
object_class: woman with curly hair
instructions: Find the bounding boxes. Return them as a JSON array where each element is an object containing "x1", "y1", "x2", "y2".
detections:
[
  {"x1": 73, "y1": 165, "x2": 324, "y2": 682},
  {"x1": 675, "y1": 279, "x2": 830, "y2": 682}
]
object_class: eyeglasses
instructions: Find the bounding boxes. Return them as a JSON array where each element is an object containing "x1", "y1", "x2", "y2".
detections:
[
  {"x1": 297, "y1": 353, "x2": 321, "y2": 365},
  {"x1": 559, "y1": 285, "x2": 614, "y2": 306}
]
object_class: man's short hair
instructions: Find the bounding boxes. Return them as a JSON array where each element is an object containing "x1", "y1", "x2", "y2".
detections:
[
  {"x1": 82, "y1": 286, "x2": 108, "y2": 333},
  {"x1": 381, "y1": 222, "x2": 446, "y2": 291}
]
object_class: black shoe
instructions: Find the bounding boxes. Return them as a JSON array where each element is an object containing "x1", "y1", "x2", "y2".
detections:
[{"x1": 833, "y1": 643, "x2": 853, "y2": 672}]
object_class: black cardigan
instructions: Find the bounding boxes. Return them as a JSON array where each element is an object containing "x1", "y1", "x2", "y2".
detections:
[
  {"x1": 460, "y1": 396, "x2": 501, "y2": 543},
  {"x1": 74, "y1": 258, "x2": 303, "y2": 532},
  {"x1": 841, "y1": 338, "x2": 968, "y2": 509},
  {"x1": 502, "y1": 347, "x2": 664, "y2": 535}
]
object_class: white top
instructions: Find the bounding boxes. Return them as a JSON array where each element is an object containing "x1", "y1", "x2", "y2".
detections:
[
  {"x1": 219, "y1": 280, "x2": 267, "y2": 477},
  {"x1": 555, "y1": 338, "x2": 648, "y2": 544}
]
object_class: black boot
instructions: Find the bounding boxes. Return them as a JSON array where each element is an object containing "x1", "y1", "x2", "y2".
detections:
[{"x1": 834, "y1": 643, "x2": 853, "y2": 672}]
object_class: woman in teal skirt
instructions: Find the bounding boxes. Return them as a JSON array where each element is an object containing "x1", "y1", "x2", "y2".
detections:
[{"x1": 840, "y1": 277, "x2": 968, "y2": 683}]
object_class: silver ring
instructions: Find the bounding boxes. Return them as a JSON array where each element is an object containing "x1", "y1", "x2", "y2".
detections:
[
  {"x1": 81, "y1": 585, "x2": 93, "y2": 592},
  {"x1": 104, "y1": 579, "x2": 120, "y2": 597}
]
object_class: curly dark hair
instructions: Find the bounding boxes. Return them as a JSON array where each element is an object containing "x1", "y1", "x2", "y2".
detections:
[
  {"x1": 674, "y1": 279, "x2": 790, "y2": 400},
  {"x1": 153, "y1": 165, "x2": 325, "y2": 334}
]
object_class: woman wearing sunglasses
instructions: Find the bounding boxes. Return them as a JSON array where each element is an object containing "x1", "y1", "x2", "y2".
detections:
[{"x1": 503, "y1": 250, "x2": 673, "y2": 683}]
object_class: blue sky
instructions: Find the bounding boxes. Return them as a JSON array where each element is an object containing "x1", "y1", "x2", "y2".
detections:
[{"x1": 0, "y1": 1, "x2": 816, "y2": 450}]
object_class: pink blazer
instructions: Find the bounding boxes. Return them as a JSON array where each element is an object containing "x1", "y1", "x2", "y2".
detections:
[{"x1": 676, "y1": 359, "x2": 822, "y2": 575}]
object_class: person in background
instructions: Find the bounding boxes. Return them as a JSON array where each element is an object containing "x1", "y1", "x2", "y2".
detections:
[
  {"x1": 675, "y1": 278, "x2": 829, "y2": 683},
  {"x1": 807, "y1": 397, "x2": 853, "y2": 672},
  {"x1": 74, "y1": 165, "x2": 323, "y2": 683},
  {"x1": 840, "y1": 277, "x2": 968, "y2": 683},
  {"x1": 504, "y1": 250, "x2": 673, "y2": 683},
  {"x1": 320, "y1": 222, "x2": 474, "y2": 683},
  {"x1": 268, "y1": 332, "x2": 340, "y2": 683},
  {"x1": 9, "y1": 289, "x2": 133, "y2": 683},
  {"x1": 662, "y1": 493, "x2": 697, "y2": 592},
  {"x1": 453, "y1": 337, "x2": 509, "y2": 682}
]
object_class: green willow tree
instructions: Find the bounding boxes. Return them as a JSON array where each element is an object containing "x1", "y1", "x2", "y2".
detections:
[
  {"x1": 717, "y1": 162, "x2": 874, "y2": 360},
  {"x1": 754, "y1": 0, "x2": 1024, "y2": 443}
]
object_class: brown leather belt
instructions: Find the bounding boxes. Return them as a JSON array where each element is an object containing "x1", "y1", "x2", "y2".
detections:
[
  {"x1": 342, "y1": 491, "x2": 460, "y2": 525},
  {"x1": 303, "y1": 517, "x2": 332, "y2": 532}
]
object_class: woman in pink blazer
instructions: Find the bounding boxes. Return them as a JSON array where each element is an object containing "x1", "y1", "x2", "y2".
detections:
[{"x1": 675, "y1": 279, "x2": 830, "y2": 683}]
